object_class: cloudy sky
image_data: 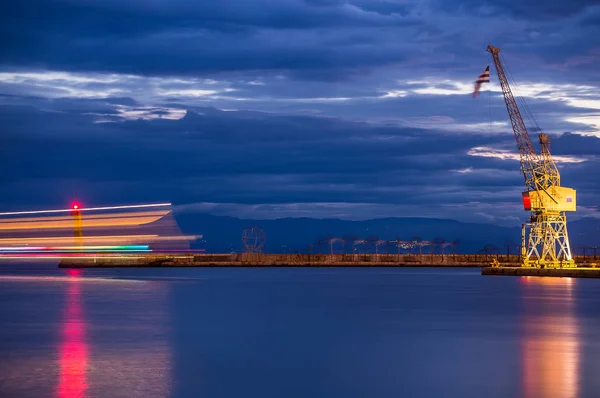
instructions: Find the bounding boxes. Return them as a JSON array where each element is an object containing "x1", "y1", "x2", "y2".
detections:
[{"x1": 1, "y1": 0, "x2": 599, "y2": 225}]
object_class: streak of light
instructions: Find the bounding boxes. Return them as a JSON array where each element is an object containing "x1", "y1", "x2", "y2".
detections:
[
  {"x1": 0, "y1": 203, "x2": 172, "y2": 216},
  {"x1": 0, "y1": 245, "x2": 150, "y2": 251},
  {"x1": 0, "y1": 211, "x2": 170, "y2": 230},
  {"x1": 0, "y1": 255, "x2": 147, "y2": 260},
  {"x1": 0, "y1": 235, "x2": 199, "y2": 245},
  {"x1": 0, "y1": 251, "x2": 151, "y2": 254},
  {"x1": 150, "y1": 250, "x2": 206, "y2": 253},
  {"x1": 0, "y1": 211, "x2": 170, "y2": 224},
  {"x1": 0, "y1": 275, "x2": 146, "y2": 283}
]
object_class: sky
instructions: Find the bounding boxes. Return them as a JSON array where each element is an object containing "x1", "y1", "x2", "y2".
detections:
[{"x1": 1, "y1": 0, "x2": 600, "y2": 226}]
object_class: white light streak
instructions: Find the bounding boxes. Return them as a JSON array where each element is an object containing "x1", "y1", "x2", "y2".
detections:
[
  {"x1": 0, "y1": 256, "x2": 147, "y2": 259},
  {"x1": 0, "y1": 235, "x2": 201, "y2": 243},
  {"x1": 0, "y1": 203, "x2": 172, "y2": 216}
]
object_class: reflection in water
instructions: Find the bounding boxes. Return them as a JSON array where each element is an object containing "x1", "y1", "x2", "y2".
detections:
[
  {"x1": 521, "y1": 277, "x2": 579, "y2": 398},
  {"x1": 54, "y1": 272, "x2": 172, "y2": 397},
  {"x1": 58, "y1": 272, "x2": 88, "y2": 398}
]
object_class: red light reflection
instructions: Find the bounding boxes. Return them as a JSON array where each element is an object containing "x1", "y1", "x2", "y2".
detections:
[{"x1": 57, "y1": 277, "x2": 88, "y2": 398}]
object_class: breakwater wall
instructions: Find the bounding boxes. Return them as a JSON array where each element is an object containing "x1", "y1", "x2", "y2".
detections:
[
  {"x1": 482, "y1": 266, "x2": 600, "y2": 278},
  {"x1": 58, "y1": 253, "x2": 600, "y2": 268}
]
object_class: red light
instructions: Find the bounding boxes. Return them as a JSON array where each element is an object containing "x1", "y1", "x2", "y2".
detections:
[
  {"x1": 522, "y1": 194, "x2": 531, "y2": 210},
  {"x1": 72, "y1": 204, "x2": 80, "y2": 210}
]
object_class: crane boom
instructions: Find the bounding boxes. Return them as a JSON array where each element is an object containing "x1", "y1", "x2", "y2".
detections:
[{"x1": 486, "y1": 45, "x2": 559, "y2": 192}]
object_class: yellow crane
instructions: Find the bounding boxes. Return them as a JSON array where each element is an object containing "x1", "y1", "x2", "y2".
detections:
[{"x1": 487, "y1": 45, "x2": 576, "y2": 268}]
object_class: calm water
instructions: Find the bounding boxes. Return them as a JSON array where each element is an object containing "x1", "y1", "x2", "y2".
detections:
[{"x1": 1, "y1": 264, "x2": 599, "y2": 398}]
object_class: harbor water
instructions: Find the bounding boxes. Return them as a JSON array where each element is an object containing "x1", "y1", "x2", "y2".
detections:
[{"x1": 1, "y1": 263, "x2": 599, "y2": 398}]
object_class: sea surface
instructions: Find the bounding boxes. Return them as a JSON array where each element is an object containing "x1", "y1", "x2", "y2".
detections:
[{"x1": 1, "y1": 263, "x2": 599, "y2": 398}]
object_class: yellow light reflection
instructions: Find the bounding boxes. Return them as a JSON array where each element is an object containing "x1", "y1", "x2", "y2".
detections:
[
  {"x1": 521, "y1": 276, "x2": 574, "y2": 286},
  {"x1": 521, "y1": 277, "x2": 579, "y2": 398}
]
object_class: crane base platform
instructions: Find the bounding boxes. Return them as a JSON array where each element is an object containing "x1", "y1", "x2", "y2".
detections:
[{"x1": 482, "y1": 266, "x2": 600, "y2": 278}]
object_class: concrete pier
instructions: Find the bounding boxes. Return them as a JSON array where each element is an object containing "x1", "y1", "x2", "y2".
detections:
[
  {"x1": 482, "y1": 266, "x2": 600, "y2": 278},
  {"x1": 57, "y1": 253, "x2": 600, "y2": 272},
  {"x1": 59, "y1": 261, "x2": 485, "y2": 268},
  {"x1": 58, "y1": 253, "x2": 502, "y2": 268}
]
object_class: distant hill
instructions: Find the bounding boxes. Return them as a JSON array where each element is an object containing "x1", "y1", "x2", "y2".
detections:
[
  {"x1": 174, "y1": 213, "x2": 600, "y2": 254},
  {"x1": 567, "y1": 217, "x2": 600, "y2": 251},
  {"x1": 174, "y1": 213, "x2": 512, "y2": 253}
]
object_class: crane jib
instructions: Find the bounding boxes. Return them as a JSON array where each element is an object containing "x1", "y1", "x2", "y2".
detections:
[{"x1": 486, "y1": 45, "x2": 562, "y2": 196}]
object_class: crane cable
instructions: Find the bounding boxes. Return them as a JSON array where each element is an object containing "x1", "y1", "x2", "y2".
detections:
[
  {"x1": 500, "y1": 53, "x2": 543, "y2": 141},
  {"x1": 488, "y1": 51, "x2": 492, "y2": 136}
]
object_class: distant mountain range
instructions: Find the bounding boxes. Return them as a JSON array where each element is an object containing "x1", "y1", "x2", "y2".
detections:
[{"x1": 174, "y1": 213, "x2": 600, "y2": 254}]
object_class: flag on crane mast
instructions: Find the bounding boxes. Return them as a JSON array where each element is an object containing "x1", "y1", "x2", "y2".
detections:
[{"x1": 473, "y1": 66, "x2": 490, "y2": 98}]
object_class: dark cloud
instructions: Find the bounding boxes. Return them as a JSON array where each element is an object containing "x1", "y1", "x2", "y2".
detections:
[
  {"x1": 1, "y1": 0, "x2": 415, "y2": 77},
  {"x1": 440, "y1": 0, "x2": 599, "y2": 19},
  {"x1": 1, "y1": 0, "x2": 599, "y2": 224},
  {"x1": 1, "y1": 0, "x2": 598, "y2": 82},
  {"x1": 2, "y1": 99, "x2": 598, "y2": 224}
]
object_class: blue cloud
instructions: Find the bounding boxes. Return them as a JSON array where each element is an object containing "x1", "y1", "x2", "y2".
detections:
[
  {"x1": 1, "y1": 0, "x2": 599, "y2": 224},
  {"x1": 2, "y1": 0, "x2": 598, "y2": 81},
  {"x1": 1, "y1": 99, "x2": 599, "y2": 224}
]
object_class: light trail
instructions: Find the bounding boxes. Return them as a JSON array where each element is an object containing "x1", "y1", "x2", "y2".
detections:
[
  {"x1": 0, "y1": 215, "x2": 169, "y2": 230},
  {"x1": 0, "y1": 210, "x2": 170, "y2": 224},
  {"x1": 1, "y1": 251, "x2": 151, "y2": 254},
  {"x1": 0, "y1": 203, "x2": 172, "y2": 216},
  {"x1": 0, "y1": 235, "x2": 200, "y2": 245},
  {"x1": 0, "y1": 275, "x2": 147, "y2": 283},
  {"x1": 0, "y1": 255, "x2": 147, "y2": 259},
  {"x1": 0, "y1": 234, "x2": 157, "y2": 242},
  {"x1": 0, "y1": 245, "x2": 150, "y2": 252}
]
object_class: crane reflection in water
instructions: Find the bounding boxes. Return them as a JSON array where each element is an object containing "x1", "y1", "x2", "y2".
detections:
[{"x1": 520, "y1": 276, "x2": 579, "y2": 398}]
